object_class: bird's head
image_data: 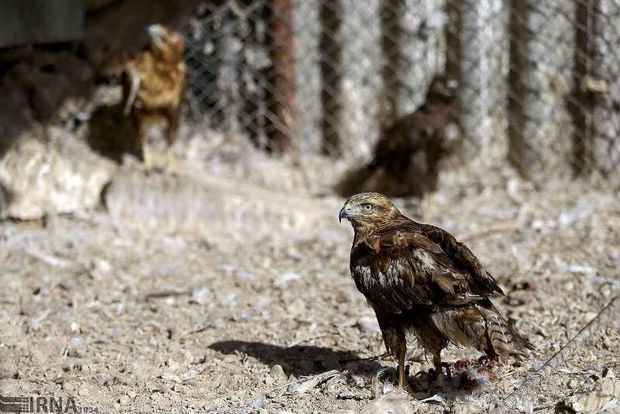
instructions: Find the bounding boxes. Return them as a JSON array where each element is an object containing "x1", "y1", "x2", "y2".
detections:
[
  {"x1": 339, "y1": 192, "x2": 401, "y2": 230},
  {"x1": 147, "y1": 24, "x2": 185, "y2": 62},
  {"x1": 427, "y1": 75, "x2": 459, "y2": 103}
]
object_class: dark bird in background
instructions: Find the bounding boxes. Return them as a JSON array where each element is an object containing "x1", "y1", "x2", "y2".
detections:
[
  {"x1": 121, "y1": 24, "x2": 186, "y2": 169},
  {"x1": 337, "y1": 75, "x2": 462, "y2": 198},
  {"x1": 339, "y1": 193, "x2": 533, "y2": 388}
]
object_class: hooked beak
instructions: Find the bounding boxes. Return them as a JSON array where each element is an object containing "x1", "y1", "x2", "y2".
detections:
[
  {"x1": 446, "y1": 79, "x2": 459, "y2": 96},
  {"x1": 147, "y1": 24, "x2": 165, "y2": 41},
  {"x1": 339, "y1": 206, "x2": 350, "y2": 223}
]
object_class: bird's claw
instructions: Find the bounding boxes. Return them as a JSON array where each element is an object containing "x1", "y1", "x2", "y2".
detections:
[{"x1": 431, "y1": 362, "x2": 452, "y2": 381}]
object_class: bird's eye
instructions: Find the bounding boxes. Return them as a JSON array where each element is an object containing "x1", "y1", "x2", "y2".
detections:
[{"x1": 362, "y1": 203, "x2": 373, "y2": 211}]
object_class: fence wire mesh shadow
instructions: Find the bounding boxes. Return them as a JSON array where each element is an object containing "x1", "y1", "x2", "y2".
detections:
[{"x1": 183, "y1": 0, "x2": 620, "y2": 186}]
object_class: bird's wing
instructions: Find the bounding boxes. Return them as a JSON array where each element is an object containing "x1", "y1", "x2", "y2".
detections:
[
  {"x1": 418, "y1": 223, "x2": 504, "y2": 295},
  {"x1": 121, "y1": 64, "x2": 141, "y2": 115},
  {"x1": 350, "y1": 222, "x2": 500, "y2": 314}
]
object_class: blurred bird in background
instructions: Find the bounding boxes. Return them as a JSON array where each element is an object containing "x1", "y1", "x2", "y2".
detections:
[
  {"x1": 121, "y1": 24, "x2": 186, "y2": 169},
  {"x1": 339, "y1": 192, "x2": 533, "y2": 389},
  {"x1": 337, "y1": 75, "x2": 462, "y2": 198}
]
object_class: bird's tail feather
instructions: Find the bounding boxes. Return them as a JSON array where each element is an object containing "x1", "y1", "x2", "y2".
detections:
[
  {"x1": 429, "y1": 302, "x2": 533, "y2": 361},
  {"x1": 481, "y1": 305, "x2": 534, "y2": 360}
]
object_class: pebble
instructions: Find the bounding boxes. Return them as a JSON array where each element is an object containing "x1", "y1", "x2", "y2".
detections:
[
  {"x1": 67, "y1": 337, "x2": 85, "y2": 358},
  {"x1": 90, "y1": 257, "x2": 112, "y2": 278},
  {"x1": 247, "y1": 396, "x2": 264, "y2": 409},
  {"x1": 0, "y1": 369, "x2": 18, "y2": 379},
  {"x1": 190, "y1": 288, "x2": 211, "y2": 305},
  {"x1": 276, "y1": 272, "x2": 301, "y2": 286},
  {"x1": 356, "y1": 316, "x2": 380, "y2": 334},
  {"x1": 269, "y1": 364, "x2": 287, "y2": 380}
]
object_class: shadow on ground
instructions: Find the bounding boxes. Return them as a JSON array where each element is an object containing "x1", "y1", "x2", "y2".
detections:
[{"x1": 209, "y1": 340, "x2": 383, "y2": 378}]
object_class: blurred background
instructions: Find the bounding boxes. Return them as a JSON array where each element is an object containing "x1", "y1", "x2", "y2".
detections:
[{"x1": 0, "y1": 1, "x2": 618, "y2": 413}]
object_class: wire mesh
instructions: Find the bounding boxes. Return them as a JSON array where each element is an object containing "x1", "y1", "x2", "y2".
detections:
[{"x1": 184, "y1": 0, "x2": 620, "y2": 185}]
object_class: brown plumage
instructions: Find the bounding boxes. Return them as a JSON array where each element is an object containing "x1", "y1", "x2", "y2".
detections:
[
  {"x1": 337, "y1": 75, "x2": 462, "y2": 198},
  {"x1": 339, "y1": 192, "x2": 533, "y2": 388},
  {"x1": 121, "y1": 24, "x2": 186, "y2": 168}
]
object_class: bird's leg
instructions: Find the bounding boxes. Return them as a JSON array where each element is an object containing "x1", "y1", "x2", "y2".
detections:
[
  {"x1": 165, "y1": 146, "x2": 175, "y2": 171},
  {"x1": 376, "y1": 317, "x2": 409, "y2": 389},
  {"x1": 142, "y1": 143, "x2": 151, "y2": 170},
  {"x1": 133, "y1": 115, "x2": 150, "y2": 169},
  {"x1": 164, "y1": 108, "x2": 179, "y2": 172},
  {"x1": 397, "y1": 340, "x2": 407, "y2": 388},
  {"x1": 432, "y1": 351, "x2": 451, "y2": 381}
]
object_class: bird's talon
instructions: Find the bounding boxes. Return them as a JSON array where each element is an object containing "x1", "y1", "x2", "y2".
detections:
[{"x1": 441, "y1": 362, "x2": 452, "y2": 380}]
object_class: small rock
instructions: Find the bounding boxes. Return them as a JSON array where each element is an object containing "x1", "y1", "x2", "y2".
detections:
[
  {"x1": 235, "y1": 269, "x2": 255, "y2": 280},
  {"x1": 356, "y1": 316, "x2": 380, "y2": 334},
  {"x1": 361, "y1": 391, "x2": 415, "y2": 414},
  {"x1": 505, "y1": 296, "x2": 526, "y2": 306},
  {"x1": 118, "y1": 395, "x2": 130, "y2": 405},
  {"x1": 219, "y1": 293, "x2": 237, "y2": 308},
  {"x1": 452, "y1": 404, "x2": 484, "y2": 414},
  {"x1": 269, "y1": 364, "x2": 287, "y2": 380},
  {"x1": 601, "y1": 286, "x2": 612, "y2": 297},
  {"x1": 70, "y1": 322, "x2": 80, "y2": 333},
  {"x1": 0, "y1": 369, "x2": 18, "y2": 379},
  {"x1": 91, "y1": 257, "x2": 112, "y2": 276},
  {"x1": 287, "y1": 299, "x2": 306, "y2": 316},
  {"x1": 276, "y1": 272, "x2": 301, "y2": 286},
  {"x1": 67, "y1": 337, "x2": 85, "y2": 358},
  {"x1": 0, "y1": 136, "x2": 116, "y2": 220},
  {"x1": 190, "y1": 287, "x2": 211, "y2": 305},
  {"x1": 179, "y1": 368, "x2": 200, "y2": 382},
  {"x1": 247, "y1": 396, "x2": 264, "y2": 409}
]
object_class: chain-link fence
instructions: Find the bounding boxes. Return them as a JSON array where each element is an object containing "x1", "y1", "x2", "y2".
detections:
[{"x1": 183, "y1": 0, "x2": 620, "y2": 184}]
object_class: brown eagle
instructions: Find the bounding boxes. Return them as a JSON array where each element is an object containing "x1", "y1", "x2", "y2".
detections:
[
  {"x1": 339, "y1": 192, "x2": 533, "y2": 388},
  {"x1": 121, "y1": 24, "x2": 186, "y2": 169},
  {"x1": 336, "y1": 75, "x2": 462, "y2": 198}
]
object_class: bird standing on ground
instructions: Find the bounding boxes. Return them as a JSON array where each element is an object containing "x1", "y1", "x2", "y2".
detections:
[
  {"x1": 336, "y1": 75, "x2": 462, "y2": 198},
  {"x1": 121, "y1": 24, "x2": 186, "y2": 169},
  {"x1": 339, "y1": 192, "x2": 533, "y2": 388}
]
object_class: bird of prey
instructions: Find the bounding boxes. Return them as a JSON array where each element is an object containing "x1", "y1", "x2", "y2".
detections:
[
  {"x1": 337, "y1": 75, "x2": 462, "y2": 198},
  {"x1": 121, "y1": 24, "x2": 186, "y2": 169},
  {"x1": 339, "y1": 192, "x2": 533, "y2": 388}
]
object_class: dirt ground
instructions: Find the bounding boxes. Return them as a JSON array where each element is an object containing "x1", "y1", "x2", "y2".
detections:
[{"x1": 1, "y1": 149, "x2": 619, "y2": 413}]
